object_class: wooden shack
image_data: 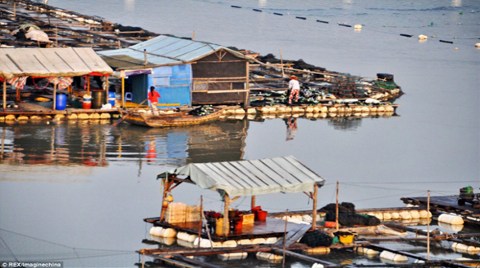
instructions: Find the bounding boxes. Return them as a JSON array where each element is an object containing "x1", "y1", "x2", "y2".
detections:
[{"x1": 98, "y1": 35, "x2": 252, "y2": 108}]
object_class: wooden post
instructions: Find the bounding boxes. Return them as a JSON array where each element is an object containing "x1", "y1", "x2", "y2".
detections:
[
  {"x1": 243, "y1": 61, "x2": 250, "y2": 109},
  {"x1": 280, "y1": 49, "x2": 284, "y2": 78},
  {"x1": 2, "y1": 80, "x2": 6, "y2": 111},
  {"x1": 53, "y1": 83, "x2": 57, "y2": 110},
  {"x1": 197, "y1": 195, "x2": 203, "y2": 248},
  {"x1": 159, "y1": 177, "x2": 170, "y2": 222},
  {"x1": 105, "y1": 75, "x2": 109, "y2": 105},
  {"x1": 143, "y1": 49, "x2": 147, "y2": 65},
  {"x1": 335, "y1": 181, "x2": 339, "y2": 231},
  {"x1": 121, "y1": 71, "x2": 125, "y2": 108},
  {"x1": 251, "y1": 195, "x2": 256, "y2": 210},
  {"x1": 427, "y1": 190, "x2": 430, "y2": 260},
  {"x1": 223, "y1": 194, "x2": 230, "y2": 236},
  {"x1": 282, "y1": 209, "x2": 288, "y2": 268},
  {"x1": 55, "y1": 27, "x2": 58, "y2": 47},
  {"x1": 311, "y1": 183, "x2": 318, "y2": 230},
  {"x1": 86, "y1": 76, "x2": 90, "y2": 93}
]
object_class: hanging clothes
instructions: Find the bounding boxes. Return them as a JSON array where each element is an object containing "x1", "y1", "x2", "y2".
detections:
[
  {"x1": 7, "y1": 76, "x2": 28, "y2": 89},
  {"x1": 47, "y1": 77, "x2": 73, "y2": 90}
]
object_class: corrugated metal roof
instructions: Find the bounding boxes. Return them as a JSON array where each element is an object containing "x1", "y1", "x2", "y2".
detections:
[
  {"x1": 0, "y1": 47, "x2": 113, "y2": 79},
  {"x1": 98, "y1": 35, "x2": 244, "y2": 69},
  {"x1": 158, "y1": 156, "x2": 325, "y2": 197}
]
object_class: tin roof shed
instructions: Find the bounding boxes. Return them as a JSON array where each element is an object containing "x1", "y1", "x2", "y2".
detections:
[
  {"x1": 0, "y1": 47, "x2": 113, "y2": 80},
  {"x1": 98, "y1": 35, "x2": 245, "y2": 69},
  {"x1": 157, "y1": 155, "x2": 325, "y2": 232}
]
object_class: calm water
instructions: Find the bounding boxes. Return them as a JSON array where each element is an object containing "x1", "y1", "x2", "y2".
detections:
[{"x1": 1, "y1": 0, "x2": 479, "y2": 267}]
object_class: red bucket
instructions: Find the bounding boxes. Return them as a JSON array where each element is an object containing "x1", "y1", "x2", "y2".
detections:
[
  {"x1": 257, "y1": 210, "x2": 268, "y2": 221},
  {"x1": 82, "y1": 101, "x2": 91, "y2": 109}
]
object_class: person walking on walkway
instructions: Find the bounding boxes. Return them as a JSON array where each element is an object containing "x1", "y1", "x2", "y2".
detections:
[
  {"x1": 288, "y1": 75, "x2": 300, "y2": 105},
  {"x1": 148, "y1": 86, "x2": 161, "y2": 115}
]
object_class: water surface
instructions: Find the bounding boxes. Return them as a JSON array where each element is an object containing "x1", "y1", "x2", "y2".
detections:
[{"x1": 1, "y1": 0, "x2": 479, "y2": 266}]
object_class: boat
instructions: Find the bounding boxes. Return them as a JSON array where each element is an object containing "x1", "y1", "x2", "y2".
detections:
[{"x1": 123, "y1": 106, "x2": 224, "y2": 127}]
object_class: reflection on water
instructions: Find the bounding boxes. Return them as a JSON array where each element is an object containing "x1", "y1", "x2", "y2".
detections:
[
  {"x1": 284, "y1": 117, "x2": 298, "y2": 141},
  {"x1": 0, "y1": 116, "x2": 375, "y2": 169},
  {"x1": 0, "y1": 120, "x2": 249, "y2": 168}
]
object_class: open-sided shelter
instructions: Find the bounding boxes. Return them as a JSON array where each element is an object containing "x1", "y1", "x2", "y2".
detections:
[
  {"x1": 98, "y1": 35, "x2": 251, "y2": 108},
  {"x1": 157, "y1": 155, "x2": 325, "y2": 235},
  {"x1": 0, "y1": 47, "x2": 113, "y2": 110}
]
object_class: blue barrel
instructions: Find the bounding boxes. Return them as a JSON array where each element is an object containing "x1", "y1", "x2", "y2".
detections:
[
  {"x1": 56, "y1": 93, "x2": 67, "y2": 110},
  {"x1": 108, "y1": 91, "x2": 116, "y2": 107}
]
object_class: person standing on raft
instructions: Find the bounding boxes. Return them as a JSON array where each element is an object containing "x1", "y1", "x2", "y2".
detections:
[
  {"x1": 288, "y1": 75, "x2": 300, "y2": 105},
  {"x1": 148, "y1": 86, "x2": 161, "y2": 115}
]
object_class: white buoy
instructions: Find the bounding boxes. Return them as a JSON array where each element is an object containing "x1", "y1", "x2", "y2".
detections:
[
  {"x1": 256, "y1": 252, "x2": 283, "y2": 263},
  {"x1": 163, "y1": 228, "x2": 177, "y2": 238},
  {"x1": 149, "y1": 226, "x2": 163, "y2": 237},
  {"x1": 475, "y1": 42, "x2": 480, "y2": 48},
  {"x1": 237, "y1": 239, "x2": 253, "y2": 245},
  {"x1": 438, "y1": 221, "x2": 464, "y2": 233},
  {"x1": 419, "y1": 210, "x2": 430, "y2": 219},
  {"x1": 380, "y1": 250, "x2": 408, "y2": 262},
  {"x1": 193, "y1": 237, "x2": 213, "y2": 248},
  {"x1": 218, "y1": 252, "x2": 248, "y2": 261},
  {"x1": 438, "y1": 214, "x2": 464, "y2": 225},
  {"x1": 410, "y1": 210, "x2": 420, "y2": 219},
  {"x1": 302, "y1": 215, "x2": 313, "y2": 223},
  {"x1": 418, "y1": 34, "x2": 428, "y2": 40},
  {"x1": 265, "y1": 237, "x2": 279, "y2": 244},
  {"x1": 252, "y1": 237, "x2": 267, "y2": 244},
  {"x1": 391, "y1": 212, "x2": 401, "y2": 220},
  {"x1": 311, "y1": 263, "x2": 325, "y2": 268},
  {"x1": 354, "y1": 24, "x2": 363, "y2": 30},
  {"x1": 222, "y1": 240, "x2": 238, "y2": 248},
  {"x1": 400, "y1": 211, "x2": 412, "y2": 220}
]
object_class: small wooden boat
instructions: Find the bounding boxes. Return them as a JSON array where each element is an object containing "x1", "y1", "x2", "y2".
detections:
[{"x1": 124, "y1": 107, "x2": 224, "y2": 127}]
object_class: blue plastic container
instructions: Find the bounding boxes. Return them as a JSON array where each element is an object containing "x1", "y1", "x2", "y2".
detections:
[
  {"x1": 108, "y1": 91, "x2": 116, "y2": 107},
  {"x1": 56, "y1": 93, "x2": 67, "y2": 110}
]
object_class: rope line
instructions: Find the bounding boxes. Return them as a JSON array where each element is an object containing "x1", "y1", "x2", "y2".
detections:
[{"x1": 215, "y1": 2, "x2": 479, "y2": 49}]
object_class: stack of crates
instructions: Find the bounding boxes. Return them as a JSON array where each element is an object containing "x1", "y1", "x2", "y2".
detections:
[{"x1": 165, "y1": 202, "x2": 201, "y2": 224}]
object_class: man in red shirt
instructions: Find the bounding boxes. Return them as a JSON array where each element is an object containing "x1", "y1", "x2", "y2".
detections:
[{"x1": 148, "y1": 86, "x2": 160, "y2": 115}]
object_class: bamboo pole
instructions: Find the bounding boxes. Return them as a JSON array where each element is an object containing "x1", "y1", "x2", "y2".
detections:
[
  {"x1": 105, "y1": 76, "x2": 109, "y2": 105},
  {"x1": 282, "y1": 209, "x2": 288, "y2": 268},
  {"x1": 1, "y1": 126, "x2": 5, "y2": 160},
  {"x1": 335, "y1": 181, "x2": 339, "y2": 231},
  {"x1": 427, "y1": 190, "x2": 430, "y2": 260},
  {"x1": 280, "y1": 49, "x2": 284, "y2": 78},
  {"x1": 311, "y1": 183, "x2": 318, "y2": 230},
  {"x1": 251, "y1": 195, "x2": 256, "y2": 210},
  {"x1": 159, "y1": 176, "x2": 169, "y2": 222},
  {"x1": 87, "y1": 75, "x2": 90, "y2": 93},
  {"x1": 198, "y1": 195, "x2": 204, "y2": 248},
  {"x1": 2, "y1": 80, "x2": 6, "y2": 111},
  {"x1": 121, "y1": 71, "x2": 125, "y2": 108},
  {"x1": 243, "y1": 61, "x2": 250, "y2": 109},
  {"x1": 53, "y1": 83, "x2": 57, "y2": 110},
  {"x1": 223, "y1": 194, "x2": 230, "y2": 236}
]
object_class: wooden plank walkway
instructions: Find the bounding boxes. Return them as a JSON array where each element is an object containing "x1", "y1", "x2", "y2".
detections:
[{"x1": 273, "y1": 223, "x2": 310, "y2": 248}]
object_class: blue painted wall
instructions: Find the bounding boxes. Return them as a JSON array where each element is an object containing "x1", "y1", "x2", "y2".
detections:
[{"x1": 150, "y1": 64, "x2": 192, "y2": 106}]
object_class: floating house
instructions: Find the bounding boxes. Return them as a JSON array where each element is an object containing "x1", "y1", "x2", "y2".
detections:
[
  {"x1": 98, "y1": 35, "x2": 252, "y2": 108},
  {"x1": 0, "y1": 47, "x2": 113, "y2": 111}
]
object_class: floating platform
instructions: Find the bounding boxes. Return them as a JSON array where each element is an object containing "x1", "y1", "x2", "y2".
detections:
[{"x1": 402, "y1": 195, "x2": 480, "y2": 226}]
